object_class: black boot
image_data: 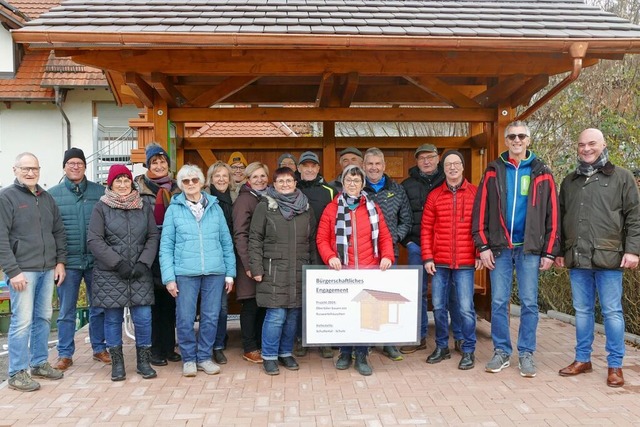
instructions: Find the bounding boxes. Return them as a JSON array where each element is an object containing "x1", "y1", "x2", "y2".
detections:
[
  {"x1": 136, "y1": 346, "x2": 157, "y2": 379},
  {"x1": 108, "y1": 346, "x2": 126, "y2": 382},
  {"x1": 354, "y1": 353, "x2": 372, "y2": 376}
]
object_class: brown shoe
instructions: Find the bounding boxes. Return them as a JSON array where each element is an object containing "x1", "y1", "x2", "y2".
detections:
[
  {"x1": 243, "y1": 350, "x2": 263, "y2": 364},
  {"x1": 399, "y1": 337, "x2": 427, "y2": 354},
  {"x1": 93, "y1": 350, "x2": 112, "y2": 364},
  {"x1": 54, "y1": 357, "x2": 73, "y2": 371},
  {"x1": 559, "y1": 360, "x2": 592, "y2": 377},
  {"x1": 607, "y1": 367, "x2": 624, "y2": 387}
]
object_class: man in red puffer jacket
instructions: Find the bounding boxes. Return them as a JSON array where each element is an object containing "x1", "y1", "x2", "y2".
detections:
[{"x1": 421, "y1": 150, "x2": 482, "y2": 370}]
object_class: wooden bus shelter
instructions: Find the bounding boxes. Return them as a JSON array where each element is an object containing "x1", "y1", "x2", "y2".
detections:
[{"x1": 13, "y1": 0, "x2": 640, "y2": 316}]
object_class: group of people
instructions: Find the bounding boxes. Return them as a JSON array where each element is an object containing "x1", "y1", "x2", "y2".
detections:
[{"x1": 0, "y1": 120, "x2": 637, "y2": 391}]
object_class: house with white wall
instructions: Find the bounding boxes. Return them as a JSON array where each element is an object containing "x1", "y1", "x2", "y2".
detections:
[{"x1": 0, "y1": 0, "x2": 140, "y2": 189}]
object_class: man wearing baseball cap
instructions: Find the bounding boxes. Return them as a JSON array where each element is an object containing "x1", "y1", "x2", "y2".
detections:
[{"x1": 330, "y1": 147, "x2": 364, "y2": 191}]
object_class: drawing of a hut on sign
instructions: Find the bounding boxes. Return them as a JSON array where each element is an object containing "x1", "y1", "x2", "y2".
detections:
[{"x1": 352, "y1": 289, "x2": 410, "y2": 331}]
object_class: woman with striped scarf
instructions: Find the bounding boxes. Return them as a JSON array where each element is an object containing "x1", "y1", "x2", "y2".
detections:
[{"x1": 316, "y1": 165, "x2": 395, "y2": 376}]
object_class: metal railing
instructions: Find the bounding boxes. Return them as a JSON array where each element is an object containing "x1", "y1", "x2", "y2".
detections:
[{"x1": 90, "y1": 118, "x2": 137, "y2": 183}]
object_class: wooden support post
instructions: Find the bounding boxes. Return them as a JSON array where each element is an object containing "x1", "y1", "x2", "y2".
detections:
[
  {"x1": 153, "y1": 96, "x2": 169, "y2": 149},
  {"x1": 322, "y1": 121, "x2": 336, "y2": 181}
]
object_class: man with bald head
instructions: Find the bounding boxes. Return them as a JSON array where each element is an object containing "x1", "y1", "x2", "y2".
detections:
[
  {"x1": 557, "y1": 128, "x2": 640, "y2": 387},
  {"x1": 0, "y1": 152, "x2": 67, "y2": 391}
]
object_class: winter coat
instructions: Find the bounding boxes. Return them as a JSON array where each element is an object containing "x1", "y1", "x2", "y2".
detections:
[
  {"x1": 472, "y1": 152, "x2": 560, "y2": 259},
  {"x1": 48, "y1": 176, "x2": 104, "y2": 270},
  {"x1": 209, "y1": 185, "x2": 234, "y2": 234},
  {"x1": 401, "y1": 164, "x2": 445, "y2": 246},
  {"x1": 160, "y1": 192, "x2": 236, "y2": 283},
  {"x1": 317, "y1": 195, "x2": 395, "y2": 268},
  {"x1": 232, "y1": 184, "x2": 263, "y2": 300},
  {"x1": 297, "y1": 175, "x2": 335, "y2": 264},
  {"x1": 248, "y1": 195, "x2": 316, "y2": 308},
  {"x1": 87, "y1": 200, "x2": 159, "y2": 308},
  {"x1": 0, "y1": 180, "x2": 67, "y2": 279},
  {"x1": 421, "y1": 180, "x2": 478, "y2": 268},
  {"x1": 363, "y1": 175, "x2": 412, "y2": 256},
  {"x1": 560, "y1": 162, "x2": 640, "y2": 269}
]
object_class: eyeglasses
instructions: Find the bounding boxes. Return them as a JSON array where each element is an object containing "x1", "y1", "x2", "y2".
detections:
[
  {"x1": 275, "y1": 179, "x2": 295, "y2": 185},
  {"x1": 444, "y1": 161, "x2": 463, "y2": 169},
  {"x1": 417, "y1": 154, "x2": 438, "y2": 162},
  {"x1": 506, "y1": 133, "x2": 529, "y2": 141},
  {"x1": 113, "y1": 177, "x2": 131, "y2": 186},
  {"x1": 344, "y1": 178, "x2": 363, "y2": 185},
  {"x1": 181, "y1": 177, "x2": 200, "y2": 185},
  {"x1": 65, "y1": 162, "x2": 85, "y2": 168},
  {"x1": 16, "y1": 166, "x2": 41, "y2": 174},
  {"x1": 230, "y1": 165, "x2": 245, "y2": 171}
]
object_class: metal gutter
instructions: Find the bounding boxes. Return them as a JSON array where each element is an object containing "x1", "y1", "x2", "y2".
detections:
[{"x1": 54, "y1": 86, "x2": 71, "y2": 150}]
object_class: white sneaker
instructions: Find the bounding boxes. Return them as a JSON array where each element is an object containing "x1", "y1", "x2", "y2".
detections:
[
  {"x1": 182, "y1": 361, "x2": 197, "y2": 377},
  {"x1": 197, "y1": 360, "x2": 220, "y2": 375}
]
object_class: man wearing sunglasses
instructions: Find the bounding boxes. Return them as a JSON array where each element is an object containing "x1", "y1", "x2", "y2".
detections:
[{"x1": 472, "y1": 121, "x2": 560, "y2": 378}]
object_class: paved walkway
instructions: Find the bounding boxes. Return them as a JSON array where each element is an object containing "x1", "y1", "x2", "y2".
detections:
[{"x1": 0, "y1": 314, "x2": 639, "y2": 426}]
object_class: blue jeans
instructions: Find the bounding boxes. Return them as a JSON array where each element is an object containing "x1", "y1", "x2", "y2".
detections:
[
  {"x1": 432, "y1": 268, "x2": 476, "y2": 353},
  {"x1": 214, "y1": 290, "x2": 228, "y2": 350},
  {"x1": 490, "y1": 247, "x2": 540, "y2": 356},
  {"x1": 104, "y1": 305, "x2": 151, "y2": 347},
  {"x1": 407, "y1": 242, "x2": 462, "y2": 340},
  {"x1": 261, "y1": 307, "x2": 300, "y2": 360},
  {"x1": 7, "y1": 270, "x2": 54, "y2": 376},
  {"x1": 570, "y1": 269, "x2": 625, "y2": 367},
  {"x1": 56, "y1": 268, "x2": 106, "y2": 357},
  {"x1": 175, "y1": 274, "x2": 224, "y2": 363}
]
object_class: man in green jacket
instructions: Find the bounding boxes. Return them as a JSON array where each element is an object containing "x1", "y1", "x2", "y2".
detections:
[
  {"x1": 557, "y1": 128, "x2": 640, "y2": 388},
  {"x1": 49, "y1": 148, "x2": 108, "y2": 371}
]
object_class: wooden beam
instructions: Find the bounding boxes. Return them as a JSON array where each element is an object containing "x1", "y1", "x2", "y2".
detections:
[
  {"x1": 340, "y1": 72, "x2": 359, "y2": 107},
  {"x1": 125, "y1": 72, "x2": 155, "y2": 108},
  {"x1": 405, "y1": 76, "x2": 482, "y2": 108},
  {"x1": 66, "y1": 49, "x2": 592, "y2": 78},
  {"x1": 473, "y1": 75, "x2": 527, "y2": 107},
  {"x1": 169, "y1": 107, "x2": 496, "y2": 123},
  {"x1": 197, "y1": 149, "x2": 218, "y2": 167},
  {"x1": 153, "y1": 96, "x2": 169, "y2": 147},
  {"x1": 182, "y1": 136, "x2": 473, "y2": 150},
  {"x1": 510, "y1": 74, "x2": 550, "y2": 107},
  {"x1": 190, "y1": 76, "x2": 259, "y2": 107},
  {"x1": 151, "y1": 72, "x2": 187, "y2": 107},
  {"x1": 316, "y1": 72, "x2": 335, "y2": 108}
]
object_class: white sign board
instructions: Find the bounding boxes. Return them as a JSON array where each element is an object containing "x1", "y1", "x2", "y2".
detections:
[{"x1": 303, "y1": 266, "x2": 421, "y2": 346}]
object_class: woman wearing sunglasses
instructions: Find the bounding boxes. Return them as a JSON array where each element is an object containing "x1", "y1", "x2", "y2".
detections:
[{"x1": 159, "y1": 164, "x2": 236, "y2": 377}]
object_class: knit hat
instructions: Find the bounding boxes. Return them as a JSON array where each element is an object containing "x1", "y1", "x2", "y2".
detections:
[
  {"x1": 227, "y1": 151, "x2": 248, "y2": 167},
  {"x1": 415, "y1": 144, "x2": 438, "y2": 157},
  {"x1": 442, "y1": 150, "x2": 465, "y2": 167},
  {"x1": 107, "y1": 164, "x2": 133, "y2": 188},
  {"x1": 298, "y1": 151, "x2": 320, "y2": 165},
  {"x1": 278, "y1": 153, "x2": 297, "y2": 166},
  {"x1": 145, "y1": 144, "x2": 169, "y2": 168},
  {"x1": 63, "y1": 147, "x2": 86, "y2": 167},
  {"x1": 339, "y1": 147, "x2": 363, "y2": 159}
]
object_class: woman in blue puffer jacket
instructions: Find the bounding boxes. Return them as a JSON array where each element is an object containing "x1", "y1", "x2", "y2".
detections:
[{"x1": 159, "y1": 164, "x2": 236, "y2": 378}]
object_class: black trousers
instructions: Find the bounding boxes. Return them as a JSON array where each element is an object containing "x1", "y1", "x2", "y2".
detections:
[
  {"x1": 240, "y1": 298, "x2": 265, "y2": 353},
  {"x1": 151, "y1": 286, "x2": 176, "y2": 357}
]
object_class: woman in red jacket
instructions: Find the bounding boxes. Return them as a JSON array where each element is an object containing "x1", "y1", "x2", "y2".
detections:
[
  {"x1": 317, "y1": 165, "x2": 394, "y2": 376},
  {"x1": 421, "y1": 150, "x2": 482, "y2": 370}
]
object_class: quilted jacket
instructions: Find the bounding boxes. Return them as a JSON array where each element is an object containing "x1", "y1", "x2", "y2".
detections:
[
  {"x1": 317, "y1": 195, "x2": 395, "y2": 268},
  {"x1": 232, "y1": 184, "x2": 263, "y2": 300},
  {"x1": 159, "y1": 192, "x2": 236, "y2": 284},
  {"x1": 421, "y1": 180, "x2": 478, "y2": 268},
  {"x1": 48, "y1": 176, "x2": 104, "y2": 270},
  {"x1": 87, "y1": 199, "x2": 159, "y2": 308}
]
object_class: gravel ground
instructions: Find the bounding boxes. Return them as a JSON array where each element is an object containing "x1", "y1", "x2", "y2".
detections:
[{"x1": 0, "y1": 329, "x2": 59, "y2": 383}]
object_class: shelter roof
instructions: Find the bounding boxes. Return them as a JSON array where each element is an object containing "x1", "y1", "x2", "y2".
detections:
[
  {"x1": 40, "y1": 51, "x2": 108, "y2": 88},
  {"x1": 13, "y1": 0, "x2": 640, "y2": 54}
]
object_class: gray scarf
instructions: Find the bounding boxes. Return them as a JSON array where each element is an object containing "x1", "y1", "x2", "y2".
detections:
[{"x1": 266, "y1": 186, "x2": 308, "y2": 220}]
